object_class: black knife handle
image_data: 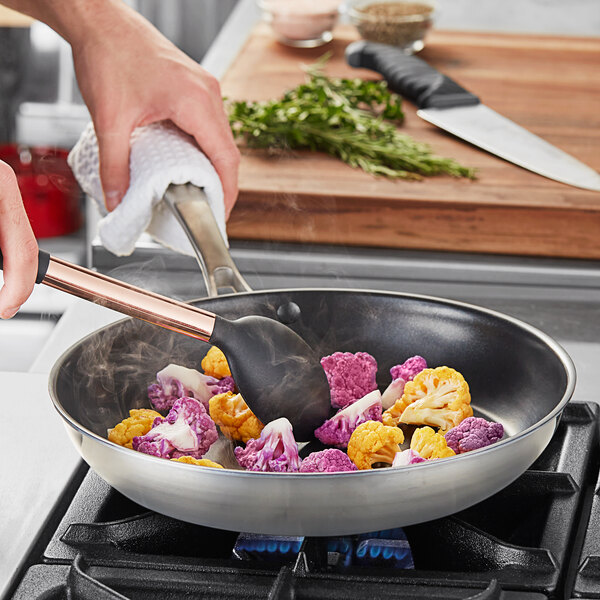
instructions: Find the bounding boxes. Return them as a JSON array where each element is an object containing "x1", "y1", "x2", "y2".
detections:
[
  {"x1": 0, "y1": 248, "x2": 51, "y2": 284},
  {"x1": 346, "y1": 40, "x2": 480, "y2": 110}
]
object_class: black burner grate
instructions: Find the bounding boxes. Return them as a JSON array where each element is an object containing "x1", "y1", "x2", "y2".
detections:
[{"x1": 9, "y1": 402, "x2": 600, "y2": 600}]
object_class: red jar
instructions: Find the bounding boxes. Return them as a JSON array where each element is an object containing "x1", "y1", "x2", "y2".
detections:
[{"x1": 0, "y1": 144, "x2": 82, "y2": 239}]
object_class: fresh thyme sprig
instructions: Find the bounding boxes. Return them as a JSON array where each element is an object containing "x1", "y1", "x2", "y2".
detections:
[{"x1": 227, "y1": 56, "x2": 475, "y2": 180}]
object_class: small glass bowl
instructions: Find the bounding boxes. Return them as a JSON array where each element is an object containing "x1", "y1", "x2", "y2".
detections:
[
  {"x1": 345, "y1": 0, "x2": 436, "y2": 54},
  {"x1": 257, "y1": 0, "x2": 342, "y2": 48}
]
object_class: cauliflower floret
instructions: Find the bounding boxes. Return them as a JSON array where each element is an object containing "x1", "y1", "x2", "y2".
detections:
[
  {"x1": 392, "y1": 449, "x2": 427, "y2": 467},
  {"x1": 171, "y1": 456, "x2": 224, "y2": 468},
  {"x1": 300, "y1": 449, "x2": 358, "y2": 473},
  {"x1": 347, "y1": 421, "x2": 404, "y2": 470},
  {"x1": 382, "y1": 397, "x2": 411, "y2": 427},
  {"x1": 209, "y1": 391, "x2": 264, "y2": 443},
  {"x1": 108, "y1": 408, "x2": 162, "y2": 449},
  {"x1": 390, "y1": 355, "x2": 427, "y2": 383},
  {"x1": 148, "y1": 363, "x2": 234, "y2": 412},
  {"x1": 321, "y1": 351, "x2": 378, "y2": 409},
  {"x1": 410, "y1": 426, "x2": 455, "y2": 459},
  {"x1": 209, "y1": 377, "x2": 236, "y2": 396},
  {"x1": 133, "y1": 397, "x2": 218, "y2": 459},
  {"x1": 201, "y1": 346, "x2": 232, "y2": 379},
  {"x1": 234, "y1": 417, "x2": 301, "y2": 472},
  {"x1": 314, "y1": 390, "x2": 382, "y2": 448},
  {"x1": 382, "y1": 355, "x2": 428, "y2": 410},
  {"x1": 445, "y1": 417, "x2": 504, "y2": 454},
  {"x1": 381, "y1": 377, "x2": 406, "y2": 411},
  {"x1": 383, "y1": 366, "x2": 472, "y2": 433}
]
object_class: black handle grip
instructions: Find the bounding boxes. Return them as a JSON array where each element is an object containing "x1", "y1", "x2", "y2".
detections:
[
  {"x1": 346, "y1": 40, "x2": 480, "y2": 110},
  {"x1": 0, "y1": 248, "x2": 51, "y2": 284}
]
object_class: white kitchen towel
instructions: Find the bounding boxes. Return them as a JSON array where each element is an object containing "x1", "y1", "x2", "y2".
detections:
[{"x1": 68, "y1": 120, "x2": 227, "y2": 257}]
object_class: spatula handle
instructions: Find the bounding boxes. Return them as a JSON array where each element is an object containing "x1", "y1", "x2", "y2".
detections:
[
  {"x1": 345, "y1": 40, "x2": 480, "y2": 109},
  {"x1": 0, "y1": 248, "x2": 216, "y2": 341}
]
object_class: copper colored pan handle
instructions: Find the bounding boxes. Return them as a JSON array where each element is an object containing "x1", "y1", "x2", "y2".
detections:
[{"x1": 163, "y1": 183, "x2": 251, "y2": 297}]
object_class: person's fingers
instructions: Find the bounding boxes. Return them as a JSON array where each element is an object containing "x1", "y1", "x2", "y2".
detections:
[
  {"x1": 176, "y1": 113, "x2": 240, "y2": 219},
  {"x1": 172, "y1": 91, "x2": 240, "y2": 219},
  {"x1": 206, "y1": 90, "x2": 241, "y2": 219},
  {"x1": 95, "y1": 118, "x2": 133, "y2": 211},
  {"x1": 0, "y1": 161, "x2": 38, "y2": 318}
]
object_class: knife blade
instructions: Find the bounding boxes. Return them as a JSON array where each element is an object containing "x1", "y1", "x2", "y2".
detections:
[{"x1": 345, "y1": 40, "x2": 600, "y2": 192}]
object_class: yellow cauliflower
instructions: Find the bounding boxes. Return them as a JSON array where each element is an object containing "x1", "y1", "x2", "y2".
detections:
[
  {"x1": 209, "y1": 391, "x2": 264, "y2": 443},
  {"x1": 410, "y1": 426, "x2": 455, "y2": 459},
  {"x1": 347, "y1": 421, "x2": 404, "y2": 470},
  {"x1": 382, "y1": 396, "x2": 412, "y2": 427},
  {"x1": 108, "y1": 408, "x2": 162, "y2": 449},
  {"x1": 383, "y1": 366, "x2": 472, "y2": 433},
  {"x1": 201, "y1": 346, "x2": 231, "y2": 379},
  {"x1": 171, "y1": 456, "x2": 224, "y2": 468}
]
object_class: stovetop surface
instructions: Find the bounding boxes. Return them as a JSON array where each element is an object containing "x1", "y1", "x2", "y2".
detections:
[{"x1": 8, "y1": 401, "x2": 600, "y2": 600}]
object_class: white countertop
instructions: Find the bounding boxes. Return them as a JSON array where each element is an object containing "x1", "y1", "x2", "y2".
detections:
[
  {"x1": 0, "y1": 372, "x2": 79, "y2": 598},
  {"x1": 0, "y1": 300, "x2": 122, "y2": 599}
]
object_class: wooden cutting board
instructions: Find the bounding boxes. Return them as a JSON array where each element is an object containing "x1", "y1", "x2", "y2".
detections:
[{"x1": 223, "y1": 24, "x2": 600, "y2": 259}]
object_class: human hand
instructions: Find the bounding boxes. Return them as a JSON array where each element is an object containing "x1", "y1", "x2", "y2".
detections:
[
  {"x1": 69, "y1": 3, "x2": 240, "y2": 217},
  {"x1": 0, "y1": 160, "x2": 39, "y2": 318}
]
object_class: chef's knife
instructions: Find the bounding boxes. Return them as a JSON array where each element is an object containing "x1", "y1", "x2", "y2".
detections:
[{"x1": 346, "y1": 41, "x2": 600, "y2": 192}]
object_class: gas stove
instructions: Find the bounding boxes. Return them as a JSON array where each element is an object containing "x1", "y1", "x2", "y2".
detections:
[{"x1": 8, "y1": 401, "x2": 600, "y2": 599}]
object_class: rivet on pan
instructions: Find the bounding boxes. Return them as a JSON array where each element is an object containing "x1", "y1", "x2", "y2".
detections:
[{"x1": 277, "y1": 302, "x2": 301, "y2": 324}]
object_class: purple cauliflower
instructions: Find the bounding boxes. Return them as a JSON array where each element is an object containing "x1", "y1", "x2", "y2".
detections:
[
  {"x1": 320, "y1": 351, "x2": 378, "y2": 409},
  {"x1": 148, "y1": 363, "x2": 234, "y2": 411},
  {"x1": 300, "y1": 449, "x2": 358, "y2": 473},
  {"x1": 208, "y1": 376, "x2": 235, "y2": 396},
  {"x1": 381, "y1": 377, "x2": 406, "y2": 410},
  {"x1": 133, "y1": 396, "x2": 218, "y2": 459},
  {"x1": 234, "y1": 417, "x2": 301, "y2": 472},
  {"x1": 390, "y1": 355, "x2": 427, "y2": 383},
  {"x1": 444, "y1": 417, "x2": 504, "y2": 454},
  {"x1": 392, "y1": 449, "x2": 427, "y2": 467},
  {"x1": 314, "y1": 390, "x2": 383, "y2": 448}
]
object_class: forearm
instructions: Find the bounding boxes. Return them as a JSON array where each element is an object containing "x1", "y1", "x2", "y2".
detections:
[{"x1": 0, "y1": 0, "x2": 142, "y2": 48}]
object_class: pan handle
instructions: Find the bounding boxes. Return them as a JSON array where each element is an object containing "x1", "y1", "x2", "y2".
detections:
[{"x1": 162, "y1": 183, "x2": 252, "y2": 297}]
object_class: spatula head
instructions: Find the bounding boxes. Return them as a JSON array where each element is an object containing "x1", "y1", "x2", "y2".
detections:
[{"x1": 210, "y1": 315, "x2": 331, "y2": 441}]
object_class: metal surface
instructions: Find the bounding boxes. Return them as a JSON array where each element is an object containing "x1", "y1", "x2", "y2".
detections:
[
  {"x1": 418, "y1": 104, "x2": 600, "y2": 191},
  {"x1": 43, "y1": 257, "x2": 216, "y2": 341},
  {"x1": 49, "y1": 288, "x2": 575, "y2": 536},
  {"x1": 163, "y1": 183, "x2": 251, "y2": 296}
]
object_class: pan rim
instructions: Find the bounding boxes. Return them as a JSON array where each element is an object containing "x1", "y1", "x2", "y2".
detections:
[{"x1": 48, "y1": 286, "x2": 576, "y2": 478}]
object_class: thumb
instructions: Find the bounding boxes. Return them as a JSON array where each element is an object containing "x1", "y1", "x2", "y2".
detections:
[{"x1": 96, "y1": 126, "x2": 132, "y2": 211}]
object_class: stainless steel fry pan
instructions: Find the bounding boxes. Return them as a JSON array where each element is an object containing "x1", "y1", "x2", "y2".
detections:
[{"x1": 48, "y1": 185, "x2": 575, "y2": 536}]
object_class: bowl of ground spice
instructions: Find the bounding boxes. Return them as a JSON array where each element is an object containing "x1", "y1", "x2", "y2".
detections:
[
  {"x1": 258, "y1": 0, "x2": 342, "y2": 47},
  {"x1": 345, "y1": 0, "x2": 436, "y2": 53}
]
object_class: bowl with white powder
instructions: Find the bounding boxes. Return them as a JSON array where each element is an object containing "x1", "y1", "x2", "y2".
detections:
[{"x1": 258, "y1": 0, "x2": 342, "y2": 47}]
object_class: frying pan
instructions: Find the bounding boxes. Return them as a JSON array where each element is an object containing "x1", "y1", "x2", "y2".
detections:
[{"x1": 49, "y1": 186, "x2": 575, "y2": 536}]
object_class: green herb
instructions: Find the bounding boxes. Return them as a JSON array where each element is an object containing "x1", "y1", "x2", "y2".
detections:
[{"x1": 227, "y1": 56, "x2": 475, "y2": 181}]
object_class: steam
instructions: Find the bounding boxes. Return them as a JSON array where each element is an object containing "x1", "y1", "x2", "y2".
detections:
[
  {"x1": 67, "y1": 313, "x2": 210, "y2": 436},
  {"x1": 105, "y1": 257, "x2": 206, "y2": 301},
  {"x1": 36, "y1": 149, "x2": 79, "y2": 195}
]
